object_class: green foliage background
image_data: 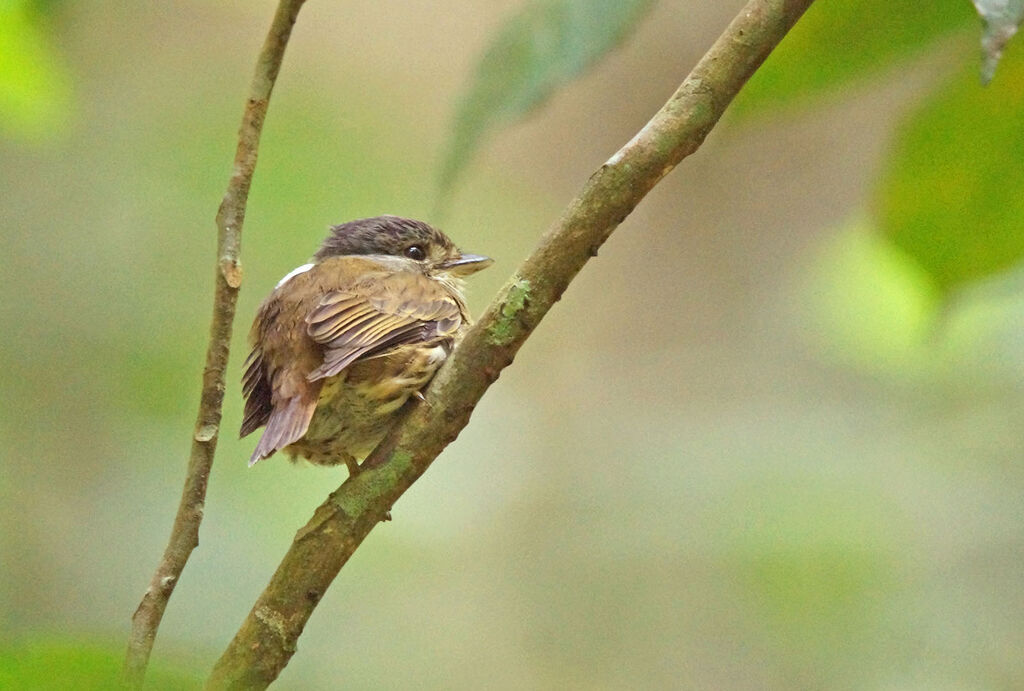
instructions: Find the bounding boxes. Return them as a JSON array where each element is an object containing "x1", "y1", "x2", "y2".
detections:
[{"x1": 2, "y1": 0, "x2": 1024, "y2": 688}]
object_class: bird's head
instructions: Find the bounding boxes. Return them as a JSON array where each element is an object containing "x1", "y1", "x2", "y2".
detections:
[{"x1": 315, "y1": 215, "x2": 492, "y2": 279}]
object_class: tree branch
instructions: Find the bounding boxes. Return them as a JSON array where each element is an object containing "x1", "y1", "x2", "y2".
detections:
[
  {"x1": 123, "y1": 1, "x2": 307, "y2": 687},
  {"x1": 207, "y1": 0, "x2": 815, "y2": 687}
]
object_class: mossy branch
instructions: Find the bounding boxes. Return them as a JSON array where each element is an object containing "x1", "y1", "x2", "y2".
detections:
[
  {"x1": 206, "y1": 0, "x2": 816, "y2": 687},
  {"x1": 123, "y1": 0, "x2": 307, "y2": 687}
]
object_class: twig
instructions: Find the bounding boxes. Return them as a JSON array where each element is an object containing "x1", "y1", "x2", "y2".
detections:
[
  {"x1": 123, "y1": 1, "x2": 307, "y2": 687},
  {"x1": 206, "y1": 0, "x2": 816, "y2": 687}
]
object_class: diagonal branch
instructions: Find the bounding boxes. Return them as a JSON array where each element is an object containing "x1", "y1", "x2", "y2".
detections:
[
  {"x1": 206, "y1": 0, "x2": 815, "y2": 687},
  {"x1": 123, "y1": 0, "x2": 308, "y2": 687}
]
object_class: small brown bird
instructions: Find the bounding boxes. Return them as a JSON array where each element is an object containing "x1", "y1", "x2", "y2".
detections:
[{"x1": 240, "y1": 215, "x2": 492, "y2": 473}]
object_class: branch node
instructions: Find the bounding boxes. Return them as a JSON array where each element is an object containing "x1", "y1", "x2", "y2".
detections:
[
  {"x1": 219, "y1": 257, "x2": 243, "y2": 288},
  {"x1": 195, "y1": 423, "x2": 219, "y2": 443}
]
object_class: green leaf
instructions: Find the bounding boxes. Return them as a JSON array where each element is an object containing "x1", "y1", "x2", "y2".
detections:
[
  {"x1": 731, "y1": 0, "x2": 971, "y2": 119},
  {"x1": 0, "y1": 0, "x2": 72, "y2": 143},
  {"x1": 438, "y1": 0, "x2": 654, "y2": 196},
  {"x1": 972, "y1": 0, "x2": 1024, "y2": 83},
  {"x1": 874, "y1": 47, "x2": 1024, "y2": 293}
]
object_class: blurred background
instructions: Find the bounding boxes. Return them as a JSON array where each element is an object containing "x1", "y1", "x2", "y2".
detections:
[{"x1": 3, "y1": 0, "x2": 1024, "y2": 688}]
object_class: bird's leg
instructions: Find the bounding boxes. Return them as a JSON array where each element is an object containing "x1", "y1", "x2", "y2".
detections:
[{"x1": 341, "y1": 452, "x2": 361, "y2": 477}]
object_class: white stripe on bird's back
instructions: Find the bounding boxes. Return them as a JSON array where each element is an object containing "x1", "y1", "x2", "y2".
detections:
[{"x1": 276, "y1": 263, "x2": 315, "y2": 289}]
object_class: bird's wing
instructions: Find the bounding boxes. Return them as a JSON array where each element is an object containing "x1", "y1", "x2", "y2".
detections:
[{"x1": 305, "y1": 270, "x2": 464, "y2": 382}]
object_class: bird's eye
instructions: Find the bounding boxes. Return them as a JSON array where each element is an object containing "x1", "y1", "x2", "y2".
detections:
[{"x1": 404, "y1": 245, "x2": 426, "y2": 260}]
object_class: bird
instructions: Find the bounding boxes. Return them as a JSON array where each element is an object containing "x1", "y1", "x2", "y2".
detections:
[{"x1": 239, "y1": 215, "x2": 492, "y2": 474}]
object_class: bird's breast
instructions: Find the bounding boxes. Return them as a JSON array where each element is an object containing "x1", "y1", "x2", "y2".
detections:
[
  {"x1": 295, "y1": 341, "x2": 451, "y2": 463},
  {"x1": 347, "y1": 343, "x2": 450, "y2": 412}
]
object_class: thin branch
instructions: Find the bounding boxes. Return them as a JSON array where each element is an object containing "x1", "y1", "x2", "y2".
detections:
[
  {"x1": 206, "y1": 0, "x2": 815, "y2": 687},
  {"x1": 123, "y1": 1, "x2": 307, "y2": 687}
]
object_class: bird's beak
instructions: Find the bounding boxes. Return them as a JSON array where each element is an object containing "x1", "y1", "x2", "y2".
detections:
[{"x1": 439, "y1": 253, "x2": 493, "y2": 276}]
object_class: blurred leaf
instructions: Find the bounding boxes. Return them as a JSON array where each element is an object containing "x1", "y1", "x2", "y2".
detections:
[
  {"x1": 0, "y1": 0, "x2": 72, "y2": 142},
  {"x1": 874, "y1": 47, "x2": 1024, "y2": 293},
  {"x1": 0, "y1": 640, "x2": 200, "y2": 690},
  {"x1": 439, "y1": 0, "x2": 654, "y2": 195},
  {"x1": 802, "y1": 219, "x2": 941, "y2": 374},
  {"x1": 972, "y1": 0, "x2": 1024, "y2": 83},
  {"x1": 731, "y1": 0, "x2": 970, "y2": 119},
  {"x1": 801, "y1": 218, "x2": 1024, "y2": 383}
]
